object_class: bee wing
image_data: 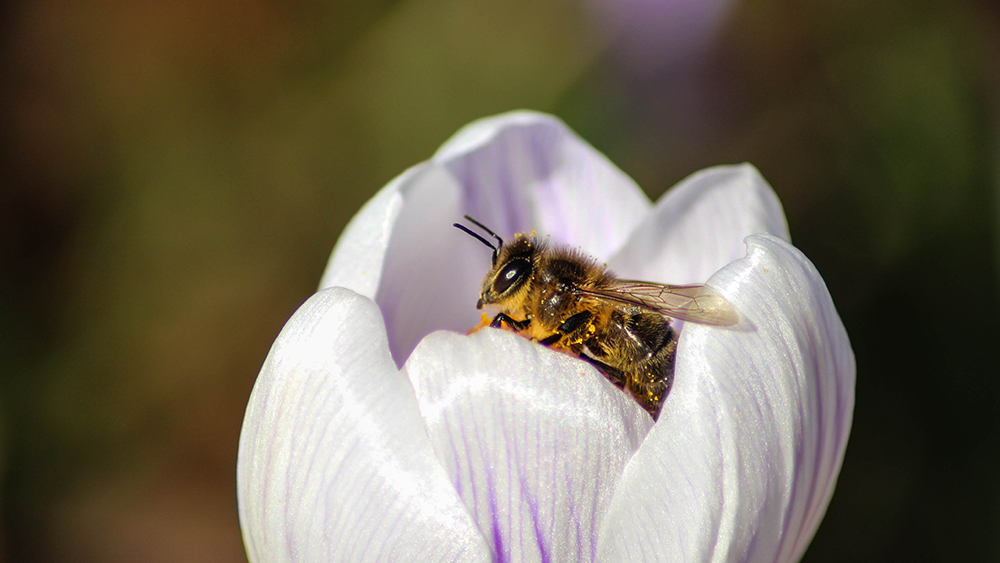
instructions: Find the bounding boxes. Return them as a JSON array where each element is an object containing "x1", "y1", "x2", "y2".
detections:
[{"x1": 579, "y1": 281, "x2": 739, "y2": 326}]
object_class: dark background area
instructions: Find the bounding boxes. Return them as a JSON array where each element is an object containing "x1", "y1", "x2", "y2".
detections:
[{"x1": 1, "y1": 0, "x2": 998, "y2": 561}]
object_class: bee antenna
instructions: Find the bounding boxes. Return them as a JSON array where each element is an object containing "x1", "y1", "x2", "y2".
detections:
[
  {"x1": 454, "y1": 216, "x2": 505, "y2": 264},
  {"x1": 453, "y1": 223, "x2": 497, "y2": 251},
  {"x1": 461, "y1": 215, "x2": 504, "y2": 247}
]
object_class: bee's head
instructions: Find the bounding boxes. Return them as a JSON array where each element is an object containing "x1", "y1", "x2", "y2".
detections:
[{"x1": 453, "y1": 216, "x2": 536, "y2": 310}]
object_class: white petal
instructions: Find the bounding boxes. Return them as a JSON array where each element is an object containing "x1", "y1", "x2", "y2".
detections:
[
  {"x1": 370, "y1": 164, "x2": 482, "y2": 365},
  {"x1": 434, "y1": 110, "x2": 652, "y2": 257},
  {"x1": 598, "y1": 234, "x2": 855, "y2": 563},
  {"x1": 404, "y1": 329, "x2": 655, "y2": 563},
  {"x1": 237, "y1": 288, "x2": 491, "y2": 563},
  {"x1": 608, "y1": 164, "x2": 789, "y2": 284},
  {"x1": 318, "y1": 166, "x2": 411, "y2": 296}
]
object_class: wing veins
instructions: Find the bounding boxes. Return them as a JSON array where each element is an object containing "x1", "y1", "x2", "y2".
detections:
[{"x1": 577, "y1": 281, "x2": 738, "y2": 326}]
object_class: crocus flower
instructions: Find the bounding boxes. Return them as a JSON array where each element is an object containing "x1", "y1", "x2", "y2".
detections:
[{"x1": 237, "y1": 111, "x2": 855, "y2": 563}]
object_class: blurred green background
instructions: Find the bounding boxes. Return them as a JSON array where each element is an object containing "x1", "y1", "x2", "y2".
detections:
[{"x1": 1, "y1": 0, "x2": 998, "y2": 561}]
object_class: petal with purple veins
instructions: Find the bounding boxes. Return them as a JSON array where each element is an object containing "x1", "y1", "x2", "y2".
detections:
[
  {"x1": 405, "y1": 329, "x2": 653, "y2": 563},
  {"x1": 597, "y1": 234, "x2": 854, "y2": 563}
]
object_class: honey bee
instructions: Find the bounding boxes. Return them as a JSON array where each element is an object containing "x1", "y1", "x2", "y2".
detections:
[{"x1": 454, "y1": 215, "x2": 738, "y2": 420}]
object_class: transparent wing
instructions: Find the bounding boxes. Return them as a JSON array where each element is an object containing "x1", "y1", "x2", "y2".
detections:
[{"x1": 578, "y1": 281, "x2": 739, "y2": 326}]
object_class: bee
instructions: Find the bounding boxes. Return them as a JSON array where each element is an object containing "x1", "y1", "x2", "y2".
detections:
[{"x1": 454, "y1": 215, "x2": 738, "y2": 420}]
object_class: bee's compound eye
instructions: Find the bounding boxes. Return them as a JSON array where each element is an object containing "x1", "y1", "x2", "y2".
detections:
[{"x1": 493, "y1": 258, "x2": 531, "y2": 295}]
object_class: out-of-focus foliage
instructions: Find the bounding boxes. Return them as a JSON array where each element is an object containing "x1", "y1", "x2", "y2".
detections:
[{"x1": 0, "y1": 0, "x2": 996, "y2": 561}]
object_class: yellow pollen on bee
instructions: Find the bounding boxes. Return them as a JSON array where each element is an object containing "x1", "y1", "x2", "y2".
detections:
[{"x1": 467, "y1": 313, "x2": 493, "y2": 334}]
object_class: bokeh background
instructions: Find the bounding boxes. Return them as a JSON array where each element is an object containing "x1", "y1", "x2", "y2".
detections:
[{"x1": 1, "y1": 0, "x2": 998, "y2": 561}]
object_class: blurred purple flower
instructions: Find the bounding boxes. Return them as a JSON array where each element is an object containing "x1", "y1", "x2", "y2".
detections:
[
  {"x1": 589, "y1": 0, "x2": 735, "y2": 73},
  {"x1": 237, "y1": 111, "x2": 854, "y2": 563}
]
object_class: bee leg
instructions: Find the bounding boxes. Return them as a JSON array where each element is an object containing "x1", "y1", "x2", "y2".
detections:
[
  {"x1": 557, "y1": 311, "x2": 592, "y2": 334},
  {"x1": 490, "y1": 313, "x2": 530, "y2": 331},
  {"x1": 580, "y1": 356, "x2": 627, "y2": 390},
  {"x1": 538, "y1": 311, "x2": 593, "y2": 347},
  {"x1": 538, "y1": 333, "x2": 562, "y2": 346}
]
